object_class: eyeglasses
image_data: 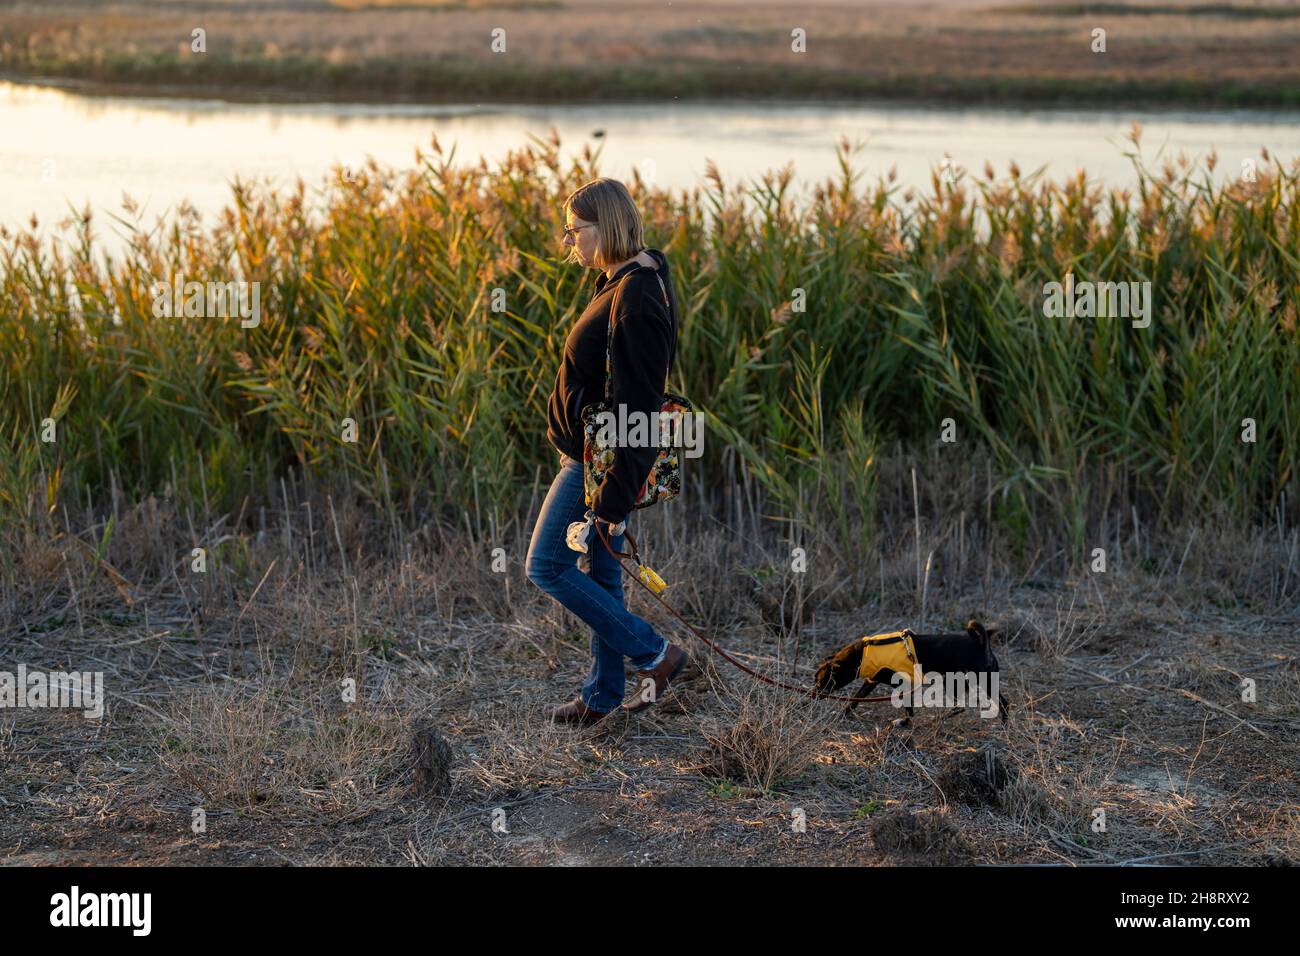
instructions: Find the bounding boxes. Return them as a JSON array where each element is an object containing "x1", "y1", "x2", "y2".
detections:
[{"x1": 562, "y1": 223, "x2": 594, "y2": 241}]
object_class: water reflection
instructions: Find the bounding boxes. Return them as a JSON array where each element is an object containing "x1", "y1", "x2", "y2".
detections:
[{"x1": 3, "y1": 80, "x2": 1298, "y2": 259}]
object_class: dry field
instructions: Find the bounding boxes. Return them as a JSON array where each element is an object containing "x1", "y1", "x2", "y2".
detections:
[
  {"x1": 0, "y1": 0, "x2": 1298, "y2": 105},
  {"x1": 2, "y1": 458, "x2": 1297, "y2": 866}
]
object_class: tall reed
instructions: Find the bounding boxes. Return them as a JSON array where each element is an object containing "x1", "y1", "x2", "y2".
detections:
[{"x1": 1, "y1": 129, "x2": 1296, "y2": 562}]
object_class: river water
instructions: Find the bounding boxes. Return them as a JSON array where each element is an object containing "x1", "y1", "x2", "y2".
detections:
[{"x1": 3, "y1": 80, "x2": 1299, "y2": 258}]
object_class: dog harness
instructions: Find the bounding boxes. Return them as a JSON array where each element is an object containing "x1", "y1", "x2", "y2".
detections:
[{"x1": 858, "y1": 630, "x2": 923, "y2": 684}]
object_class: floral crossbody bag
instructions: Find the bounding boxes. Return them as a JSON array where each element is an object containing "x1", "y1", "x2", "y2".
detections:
[{"x1": 580, "y1": 270, "x2": 693, "y2": 512}]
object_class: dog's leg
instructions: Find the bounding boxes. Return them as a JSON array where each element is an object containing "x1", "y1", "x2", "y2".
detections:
[
  {"x1": 842, "y1": 679, "x2": 875, "y2": 717},
  {"x1": 891, "y1": 704, "x2": 914, "y2": 729}
]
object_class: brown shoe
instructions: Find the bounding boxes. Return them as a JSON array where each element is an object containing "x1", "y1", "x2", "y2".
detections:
[
  {"x1": 623, "y1": 644, "x2": 689, "y2": 713},
  {"x1": 544, "y1": 696, "x2": 611, "y2": 726}
]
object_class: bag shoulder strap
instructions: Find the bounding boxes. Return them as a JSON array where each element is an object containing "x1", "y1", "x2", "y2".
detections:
[
  {"x1": 603, "y1": 268, "x2": 674, "y2": 404},
  {"x1": 602, "y1": 274, "x2": 625, "y2": 406}
]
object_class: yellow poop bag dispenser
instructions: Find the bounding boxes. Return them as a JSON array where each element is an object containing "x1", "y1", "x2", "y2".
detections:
[
  {"x1": 587, "y1": 513, "x2": 668, "y2": 595},
  {"x1": 637, "y1": 562, "x2": 667, "y2": 594},
  {"x1": 621, "y1": 523, "x2": 667, "y2": 595}
]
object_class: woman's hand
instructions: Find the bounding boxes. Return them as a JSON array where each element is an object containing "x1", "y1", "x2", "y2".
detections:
[
  {"x1": 566, "y1": 511, "x2": 624, "y2": 552},
  {"x1": 595, "y1": 517, "x2": 627, "y2": 537}
]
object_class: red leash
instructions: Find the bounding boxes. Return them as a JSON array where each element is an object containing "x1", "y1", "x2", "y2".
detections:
[{"x1": 594, "y1": 523, "x2": 897, "y2": 705}]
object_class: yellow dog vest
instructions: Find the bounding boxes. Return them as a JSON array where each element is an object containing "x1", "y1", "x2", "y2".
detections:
[{"x1": 858, "y1": 630, "x2": 923, "y2": 685}]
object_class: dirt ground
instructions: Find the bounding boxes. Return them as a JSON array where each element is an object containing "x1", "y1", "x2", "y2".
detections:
[{"x1": 2, "y1": 484, "x2": 1297, "y2": 867}]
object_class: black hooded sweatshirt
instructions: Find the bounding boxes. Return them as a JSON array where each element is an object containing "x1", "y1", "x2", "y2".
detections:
[{"x1": 545, "y1": 247, "x2": 679, "y2": 523}]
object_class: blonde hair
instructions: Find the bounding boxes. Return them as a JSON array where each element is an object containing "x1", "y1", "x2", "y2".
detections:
[{"x1": 562, "y1": 178, "x2": 645, "y2": 269}]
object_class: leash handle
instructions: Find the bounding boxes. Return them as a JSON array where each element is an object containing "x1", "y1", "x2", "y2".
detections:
[{"x1": 593, "y1": 523, "x2": 896, "y2": 705}]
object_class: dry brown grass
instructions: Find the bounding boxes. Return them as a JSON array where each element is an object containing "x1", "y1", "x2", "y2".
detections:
[
  {"x1": 872, "y1": 808, "x2": 971, "y2": 862},
  {"x1": 158, "y1": 673, "x2": 410, "y2": 818},
  {"x1": 1, "y1": 461, "x2": 1297, "y2": 865},
  {"x1": 698, "y1": 679, "x2": 837, "y2": 792}
]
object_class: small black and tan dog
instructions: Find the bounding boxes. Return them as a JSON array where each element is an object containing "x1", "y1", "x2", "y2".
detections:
[{"x1": 814, "y1": 619, "x2": 1008, "y2": 725}]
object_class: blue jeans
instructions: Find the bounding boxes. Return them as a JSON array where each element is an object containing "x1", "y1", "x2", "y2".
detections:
[{"x1": 525, "y1": 453, "x2": 669, "y2": 711}]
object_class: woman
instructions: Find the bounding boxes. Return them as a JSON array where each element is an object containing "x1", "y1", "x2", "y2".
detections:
[{"x1": 525, "y1": 177, "x2": 689, "y2": 726}]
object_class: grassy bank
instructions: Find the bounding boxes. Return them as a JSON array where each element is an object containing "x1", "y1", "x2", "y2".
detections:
[
  {"x1": 4, "y1": 0, "x2": 1300, "y2": 108},
  {"x1": 8, "y1": 54, "x2": 1300, "y2": 110}
]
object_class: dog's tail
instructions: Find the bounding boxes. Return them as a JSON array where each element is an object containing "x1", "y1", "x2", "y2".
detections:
[{"x1": 966, "y1": 619, "x2": 991, "y2": 661}]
